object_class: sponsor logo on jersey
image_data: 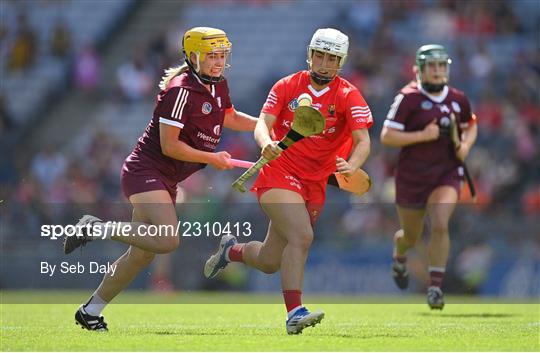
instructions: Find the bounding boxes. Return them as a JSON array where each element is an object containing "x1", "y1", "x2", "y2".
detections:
[
  {"x1": 202, "y1": 102, "x2": 212, "y2": 115},
  {"x1": 196, "y1": 131, "x2": 220, "y2": 144},
  {"x1": 437, "y1": 103, "x2": 450, "y2": 113},
  {"x1": 284, "y1": 175, "x2": 302, "y2": 190},
  {"x1": 145, "y1": 179, "x2": 157, "y2": 184},
  {"x1": 328, "y1": 104, "x2": 335, "y2": 117},
  {"x1": 213, "y1": 125, "x2": 221, "y2": 136},
  {"x1": 421, "y1": 100, "x2": 433, "y2": 110},
  {"x1": 355, "y1": 118, "x2": 369, "y2": 124},
  {"x1": 204, "y1": 142, "x2": 217, "y2": 150},
  {"x1": 451, "y1": 101, "x2": 461, "y2": 113},
  {"x1": 217, "y1": 97, "x2": 222, "y2": 108}
]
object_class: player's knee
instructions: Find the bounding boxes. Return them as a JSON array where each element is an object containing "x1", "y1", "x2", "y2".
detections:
[
  {"x1": 129, "y1": 250, "x2": 155, "y2": 267},
  {"x1": 155, "y1": 237, "x2": 180, "y2": 254},
  {"x1": 259, "y1": 259, "x2": 280, "y2": 274},
  {"x1": 430, "y1": 223, "x2": 448, "y2": 237},
  {"x1": 289, "y1": 230, "x2": 313, "y2": 252}
]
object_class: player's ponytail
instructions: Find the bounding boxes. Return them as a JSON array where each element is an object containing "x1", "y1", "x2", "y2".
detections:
[{"x1": 159, "y1": 63, "x2": 189, "y2": 90}]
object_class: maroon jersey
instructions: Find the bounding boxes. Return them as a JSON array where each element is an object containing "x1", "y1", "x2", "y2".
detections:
[
  {"x1": 125, "y1": 69, "x2": 233, "y2": 183},
  {"x1": 384, "y1": 82, "x2": 475, "y2": 184}
]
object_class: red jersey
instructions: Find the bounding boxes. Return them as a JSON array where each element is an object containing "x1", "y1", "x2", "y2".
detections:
[
  {"x1": 125, "y1": 69, "x2": 234, "y2": 183},
  {"x1": 384, "y1": 81, "x2": 476, "y2": 182},
  {"x1": 261, "y1": 70, "x2": 373, "y2": 182}
]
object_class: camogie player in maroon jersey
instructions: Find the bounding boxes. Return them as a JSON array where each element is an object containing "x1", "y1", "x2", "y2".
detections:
[
  {"x1": 381, "y1": 44, "x2": 477, "y2": 309},
  {"x1": 64, "y1": 27, "x2": 257, "y2": 330}
]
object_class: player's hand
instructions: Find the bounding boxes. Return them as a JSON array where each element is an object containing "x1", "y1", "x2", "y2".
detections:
[
  {"x1": 261, "y1": 141, "x2": 282, "y2": 161},
  {"x1": 336, "y1": 157, "x2": 356, "y2": 177},
  {"x1": 210, "y1": 151, "x2": 233, "y2": 170},
  {"x1": 456, "y1": 142, "x2": 470, "y2": 162},
  {"x1": 422, "y1": 119, "x2": 440, "y2": 142}
]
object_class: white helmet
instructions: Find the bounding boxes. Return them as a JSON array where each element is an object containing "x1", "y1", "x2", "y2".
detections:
[{"x1": 307, "y1": 28, "x2": 349, "y2": 69}]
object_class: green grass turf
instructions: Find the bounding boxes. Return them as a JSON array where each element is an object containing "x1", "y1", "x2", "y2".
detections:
[{"x1": 1, "y1": 291, "x2": 538, "y2": 351}]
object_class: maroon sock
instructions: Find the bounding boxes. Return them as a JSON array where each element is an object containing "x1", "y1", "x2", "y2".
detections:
[
  {"x1": 227, "y1": 244, "x2": 245, "y2": 263},
  {"x1": 282, "y1": 290, "x2": 302, "y2": 313},
  {"x1": 429, "y1": 267, "x2": 445, "y2": 288},
  {"x1": 393, "y1": 254, "x2": 407, "y2": 264}
]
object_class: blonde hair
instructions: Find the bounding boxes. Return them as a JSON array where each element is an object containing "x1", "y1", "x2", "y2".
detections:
[{"x1": 159, "y1": 63, "x2": 189, "y2": 90}]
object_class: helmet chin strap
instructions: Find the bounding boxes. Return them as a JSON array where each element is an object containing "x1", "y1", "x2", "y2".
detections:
[
  {"x1": 185, "y1": 56, "x2": 224, "y2": 85},
  {"x1": 421, "y1": 80, "x2": 447, "y2": 93},
  {"x1": 310, "y1": 70, "x2": 335, "y2": 86}
]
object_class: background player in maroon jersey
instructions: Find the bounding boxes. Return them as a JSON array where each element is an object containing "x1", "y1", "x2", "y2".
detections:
[
  {"x1": 204, "y1": 28, "x2": 372, "y2": 334},
  {"x1": 63, "y1": 27, "x2": 257, "y2": 331},
  {"x1": 380, "y1": 44, "x2": 478, "y2": 309}
]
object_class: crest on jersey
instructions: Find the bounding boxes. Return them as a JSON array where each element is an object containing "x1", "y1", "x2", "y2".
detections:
[
  {"x1": 202, "y1": 102, "x2": 212, "y2": 115},
  {"x1": 451, "y1": 101, "x2": 461, "y2": 113},
  {"x1": 328, "y1": 104, "x2": 335, "y2": 117},
  {"x1": 288, "y1": 98, "x2": 299, "y2": 112},
  {"x1": 421, "y1": 100, "x2": 433, "y2": 110},
  {"x1": 213, "y1": 124, "x2": 221, "y2": 136}
]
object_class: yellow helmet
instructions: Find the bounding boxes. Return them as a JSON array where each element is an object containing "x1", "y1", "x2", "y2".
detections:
[
  {"x1": 182, "y1": 27, "x2": 232, "y2": 84},
  {"x1": 183, "y1": 27, "x2": 231, "y2": 61}
]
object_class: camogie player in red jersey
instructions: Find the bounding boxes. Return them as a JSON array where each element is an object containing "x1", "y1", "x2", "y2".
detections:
[
  {"x1": 381, "y1": 45, "x2": 478, "y2": 310},
  {"x1": 204, "y1": 28, "x2": 373, "y2": 334},
  {"x1": 64, "y1": 27, "x2": 257, "y2": 330}
]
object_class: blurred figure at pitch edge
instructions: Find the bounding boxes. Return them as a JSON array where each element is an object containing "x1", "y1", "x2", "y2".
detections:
[
  {"x1": 380, "y1": 45, "x2": 478, "y2": 310},
  {"x1": 64, "y1": 27, "x2": 257, "y2": 331},
  {"x1": 204, "y1": 28, "x2": 372, "y2": 334}
]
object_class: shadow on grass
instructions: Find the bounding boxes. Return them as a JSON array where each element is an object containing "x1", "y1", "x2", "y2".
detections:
[
  {"x1": 417, "y1": 312, "x2": 518, "y2": 318},
  {"x1": 152, "y1": 330, "x2": 412, "y2": 339}
]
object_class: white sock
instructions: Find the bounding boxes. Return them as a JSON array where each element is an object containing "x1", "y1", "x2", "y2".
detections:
[
  {"x1": 83, "y1": 293, "x2": 108, "y2": 316},
  {"x1": 428, "y1": 266, "x2": 446, "y2": 273},
  {"x1": 287, "y1": 305, "x2": 304, "y2": 319},
  {"x1": 224, "y1": 247, "x2": 231, "y2": 262}
]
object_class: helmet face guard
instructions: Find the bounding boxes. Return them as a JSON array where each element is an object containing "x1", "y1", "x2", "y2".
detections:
[
  {"x1": 306, "y1": 28, "x2": 349, "y2": 86},
  {"x1": 416, "y1": 44, "x2": 452, "y2": 93},
  {"x1": 182, "y1": 27, "x2": 232, "y2": 84}
]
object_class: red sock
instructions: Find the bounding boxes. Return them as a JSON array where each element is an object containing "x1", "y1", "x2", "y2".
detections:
[
  {"x1": 282, "y1": 290, "x2": 302, "y2": 313},
  {"x1": 429, "y1": 267, "x2": 445, "y2": 288},
  {"x1": 227, "y1": 244, "x2": 245, "y2": 263}
]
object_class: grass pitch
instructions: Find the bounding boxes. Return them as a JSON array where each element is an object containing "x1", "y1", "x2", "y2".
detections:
[{"x1": 1, "y1": 291, "x2": 538, "y2": 351}]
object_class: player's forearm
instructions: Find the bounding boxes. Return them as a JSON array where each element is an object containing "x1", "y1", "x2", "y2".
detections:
[
  {"x1": 348, "y1": 138, "x2": 370, "y2": 170},
  {"x1": 380, "y1": 126, "x2": 426, "y2": 147},
  {"x1": 461, "y1": 123, "x2": 477, "y2": 150},
  {"x1": 162, "y1": 140, "x2": 214, "y2": 164},
  {"x1": 224, "y1": 110, "x2": 258, "y2": 131},
  {"x1": 254, "y1": 118, "x2": 273, "y2": 148}
]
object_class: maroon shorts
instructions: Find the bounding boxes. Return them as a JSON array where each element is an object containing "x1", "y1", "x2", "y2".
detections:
[
  {"x1": 121, "y1": 160, "x2": 177, "y2": 203},
  {"x1": 251, "y1": 163, "x2": 326, "y2": 225},
  {"x1": 396, "y1": 167, "x2": 463, "y2": 209}
]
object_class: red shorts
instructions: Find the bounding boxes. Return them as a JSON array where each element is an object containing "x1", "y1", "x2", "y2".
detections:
[
  {"x1": 396, "y1": 167, "x2": 463, "y2": 208},
  {"x1": 251, "y1": 162, "x2": 326, "y2": 225},
  {"x1": 121, "y1": 160, "x2": 177, "y2": 203}
]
